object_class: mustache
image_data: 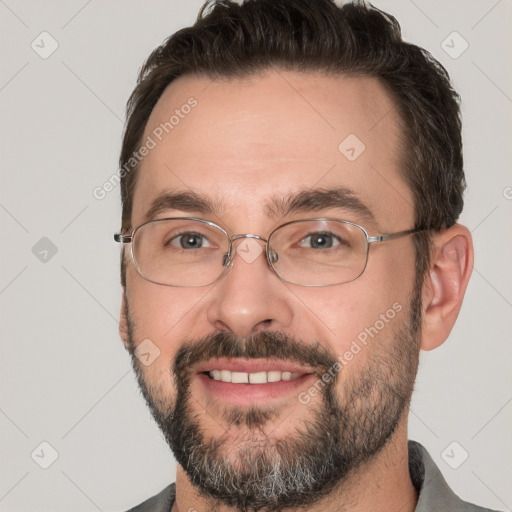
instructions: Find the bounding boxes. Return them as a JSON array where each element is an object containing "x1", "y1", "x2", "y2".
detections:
[{"x1": 172, "y1": 331, "x2": 339, "y2": 380}]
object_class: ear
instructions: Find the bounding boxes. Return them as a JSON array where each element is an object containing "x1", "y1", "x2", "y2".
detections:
[
  {"x1": 119, "y1": 288, "x2": 131, "y2": 351},
  {"x1": 420, "y1": 224, "x2": 474, "y2": 351}
]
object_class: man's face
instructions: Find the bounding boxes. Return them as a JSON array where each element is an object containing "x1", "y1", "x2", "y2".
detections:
[{"x1": 121, "y1": 71, "x2": 421, "y2": 510}]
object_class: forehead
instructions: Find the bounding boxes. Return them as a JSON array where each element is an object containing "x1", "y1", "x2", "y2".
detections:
[{"x1": 132, "y1": 70, "x2": 414, "y2": 231}]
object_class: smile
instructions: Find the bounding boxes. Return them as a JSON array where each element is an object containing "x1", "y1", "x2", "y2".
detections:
[
  {"x1": 194, "y1": 358, "x2": 317, "y2": 404},
  {"x1": 206, "y1": 370, "x2": 304, "y2": 383}
]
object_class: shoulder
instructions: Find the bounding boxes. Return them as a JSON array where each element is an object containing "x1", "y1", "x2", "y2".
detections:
[
  {"x1": 409, "y1": 441, "x2": 502, "y2": 512},
  {"x1": 124, "y1": 483, "x2": 176, "y2": 512}
]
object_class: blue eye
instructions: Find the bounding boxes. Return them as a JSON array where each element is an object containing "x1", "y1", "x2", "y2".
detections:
[
  {"x1": 170, "y1": 232, "x2": 212, "y2": 249},
  {"x1": 299, "y1": 232, "x2": 341, "y2": 249}
]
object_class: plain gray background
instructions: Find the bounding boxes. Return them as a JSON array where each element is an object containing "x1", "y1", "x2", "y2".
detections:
[{"x1": 1, "y1": 1, "x2": 511, "y2": 511}]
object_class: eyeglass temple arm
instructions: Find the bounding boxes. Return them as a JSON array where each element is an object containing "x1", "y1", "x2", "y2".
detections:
[
  {"x1": 114, "y1": 234, "x2": 132, "y2": 243},
  {"x1": 367, "y1": 227, "x2": 426, "y2": 245}
]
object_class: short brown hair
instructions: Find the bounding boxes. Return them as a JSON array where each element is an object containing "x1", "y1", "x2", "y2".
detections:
[{"x1": 119, "y1": 0, "x2": 464, "y2": 289}]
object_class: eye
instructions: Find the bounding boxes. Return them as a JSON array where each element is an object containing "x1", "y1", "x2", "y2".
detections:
[
  {"x1": 298, "y1": 232, "x2": 343, "y2": 249},
  {"x1": 169, "y1": 232, "x2": 212, "y2": 249}
]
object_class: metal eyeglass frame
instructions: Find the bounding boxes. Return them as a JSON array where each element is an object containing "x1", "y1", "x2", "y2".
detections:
[{"x1": 114, "y1": 217, "x2": 429, "y2": 287}]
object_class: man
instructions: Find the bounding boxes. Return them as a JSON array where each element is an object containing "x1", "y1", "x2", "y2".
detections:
[{"x1": 114, "y1": 1, "x2": 497, "y2": 511}]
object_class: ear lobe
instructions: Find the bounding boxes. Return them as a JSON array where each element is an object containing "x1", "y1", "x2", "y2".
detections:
[
  {"x1": 420, "y1": 225, "x2": 474, "y2": 351},
  {"x1": 119, "y1": 289, "x2": 131, "y2": 351}
]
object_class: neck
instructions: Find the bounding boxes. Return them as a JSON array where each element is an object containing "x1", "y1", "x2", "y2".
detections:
[{"x1": 172, "y1": 418, "x2": 417, "y2": 512}]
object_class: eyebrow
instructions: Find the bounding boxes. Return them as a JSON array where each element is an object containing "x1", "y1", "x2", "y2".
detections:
[
  {"x1": 143, "y1": 187, "x2": 375, "y2": 225},
  {"x1": 143, "y1": 191, "x2": 217, "y2": 223},
  {"x1": 265, "y1": 187, "x2": 376, "y2": 224}
]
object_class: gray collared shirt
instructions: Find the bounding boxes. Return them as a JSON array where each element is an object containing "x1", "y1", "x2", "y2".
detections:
[{"x1": 126, "y1": 441, "x2": 500, "y2": 512}]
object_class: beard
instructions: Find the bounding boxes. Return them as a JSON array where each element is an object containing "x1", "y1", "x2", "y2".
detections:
[{"x1": 123, "y1": 291, "x2": 422, "y2": 512}]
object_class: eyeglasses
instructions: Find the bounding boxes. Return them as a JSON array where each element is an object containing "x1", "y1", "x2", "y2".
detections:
[{"x1": 114, "y1": 217, "x2": 427, "y2": 287}]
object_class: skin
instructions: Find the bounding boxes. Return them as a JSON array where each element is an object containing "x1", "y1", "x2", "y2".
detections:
[{"x1": 119, "y1": 70, "x2": 473, "y2": 512}]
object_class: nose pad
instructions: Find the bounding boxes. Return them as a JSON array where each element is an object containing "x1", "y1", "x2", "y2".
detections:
[{"x1": 269, "y1": 249, "x2": 279, "y2": 264}]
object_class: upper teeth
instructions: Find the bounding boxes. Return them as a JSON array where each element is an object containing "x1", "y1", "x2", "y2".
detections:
[{"x1": 208, "y1": 370, "x2": 303, "y2": 384}]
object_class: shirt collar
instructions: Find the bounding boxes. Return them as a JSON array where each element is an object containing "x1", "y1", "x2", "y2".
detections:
[{"x1": 409, "y1": 440, "x2": 475, "y2": 511}]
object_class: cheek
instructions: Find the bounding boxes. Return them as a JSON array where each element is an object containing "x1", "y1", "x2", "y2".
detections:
[
  {"x1": 363, "y1": 239, "x2": 417, "y2": 304},
  {"x1": 125, "y1": 269, "x2": 211, "y2": 389},
  {"x1": 300, "y1": 246, "x2": 415, "y2": 358},
  {"x1": 127, "y1": 263, "x2": 210, "y2": 339},
  {"x1": 140, "y1": 364, "x2": 176, "y2": 408},
  {"x1": 282, "y1": 289, "x2": 408, "y2": 398}
]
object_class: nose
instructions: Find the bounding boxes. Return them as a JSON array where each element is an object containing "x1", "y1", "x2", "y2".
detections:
[{"x1": 206, "y1": 237, "x2": 294, "y2": 337}]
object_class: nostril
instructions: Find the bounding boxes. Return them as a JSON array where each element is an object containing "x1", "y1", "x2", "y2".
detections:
[{"x1": 254, "y1": 319, "x2": 273, "y2": 332}]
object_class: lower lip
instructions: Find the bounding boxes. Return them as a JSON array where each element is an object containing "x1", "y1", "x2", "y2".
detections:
[{"x1": 196, "y1": 373, "x2": 317, "y2": 406}]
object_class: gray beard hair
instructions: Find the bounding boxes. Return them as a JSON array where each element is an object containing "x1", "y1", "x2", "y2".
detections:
[{"x1": 125, "y1": 293, "x2": 421, "y2": 512}]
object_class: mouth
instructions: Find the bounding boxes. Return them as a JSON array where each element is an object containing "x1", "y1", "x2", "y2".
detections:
[{"x1": 194, "y1": 358, "x2": 318, "y2": 405}]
